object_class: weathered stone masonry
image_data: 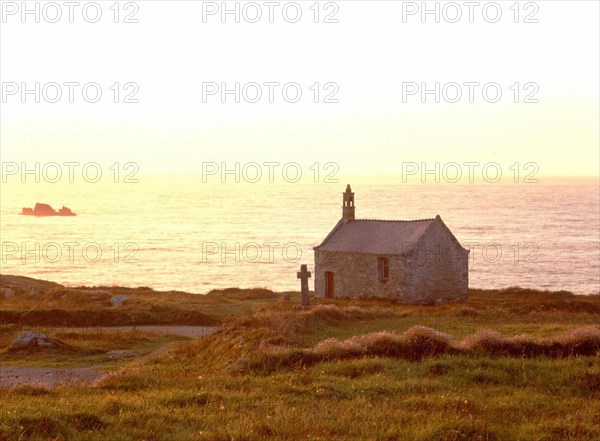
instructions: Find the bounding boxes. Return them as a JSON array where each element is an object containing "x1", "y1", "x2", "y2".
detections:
[{"x1": 313, "y1": 185, "x2": 469, "y2": 304}]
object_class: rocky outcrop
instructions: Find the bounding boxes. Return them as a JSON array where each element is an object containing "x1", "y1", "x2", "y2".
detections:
[
  {"x1": 1, "y1": 287, "x2": 15, "y2": 298},
  {"x1": 21, "y1": 203, "x2": 76, "y2": 216},
  {"x1": 10, "y1": 332, "x2": 68, "y2": 352},
  {"x1": 110, "y1": 295, "x2": 129, "y2": 307}
]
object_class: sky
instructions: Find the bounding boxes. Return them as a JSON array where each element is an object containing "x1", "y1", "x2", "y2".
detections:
[{"x1": 1, "y1": 0, "x2": 599, "y2": 178}]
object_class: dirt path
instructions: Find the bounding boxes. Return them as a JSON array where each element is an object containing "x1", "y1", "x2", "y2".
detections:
[
  {"x1": 1, "y1": 326, "x2": 216, "y2": 388},
  {"x1": 53, "y1": 325, "x2": 217, "y2": 338},
  {"x1": 0, "y1": 366, "x2": 107, "y2": 388}
]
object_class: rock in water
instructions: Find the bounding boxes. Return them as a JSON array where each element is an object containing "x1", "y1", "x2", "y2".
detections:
[
  {"x1": 110, "y1": 295, "x2": 129, "y2": 307},
  {"x1": 11, "y1": 332, "x2": 66, "y2": 351},
  {"x1": 32, "y1": 203, "x2": 56, "y2": 216},
  {"x1": 20, "y1": 203, "x2": 77, "y2": 216}
]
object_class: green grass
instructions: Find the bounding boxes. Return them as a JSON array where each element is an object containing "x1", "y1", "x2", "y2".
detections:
[
  {"x1": 1, "y1": 276, "x2": 599, "y2": 440},
  {"x1": 1, "y1": 356, "x2": 598, "y2": 440}
]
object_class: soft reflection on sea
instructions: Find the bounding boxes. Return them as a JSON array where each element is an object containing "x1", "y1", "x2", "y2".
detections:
[{"x1": 1, "y1": 176, "x2": 598, "y2": 295}]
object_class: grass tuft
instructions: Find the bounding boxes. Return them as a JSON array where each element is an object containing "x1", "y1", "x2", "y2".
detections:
[
  {"x1": 421, "y1": 421, "x2": 499, "y2": 441},
  {"x1": 18, "y1": 417, "x2": 60, "y2": 439},
  {"x1": 97, "y1": 369, "x2": 160, "y2": 391},
  {"x1": 245, "y1": 326, "x2": 600, "y2": 373},
  {"x1": 66, "y1": 413, "x2": 107, "y2": 432},
  {"x1": 12, "y1": 385, "x2": 53, "y2": 396},
  {"x1": 163, "y1": 392, "x2": 210, "y2": 408}
]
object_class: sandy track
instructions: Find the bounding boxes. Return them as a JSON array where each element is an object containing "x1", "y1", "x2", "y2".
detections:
[
  {"x1": 0, "y1": 366, "x2": 107, "y2": 388},
  {"x1": 53, "y1": 325, "x2": 217, "y2": 338},
  {"x1": 1, "y1": 326, "x2": 216, "y2": 388}
]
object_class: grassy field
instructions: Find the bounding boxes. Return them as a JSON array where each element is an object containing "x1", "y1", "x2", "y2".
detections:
[
  {"x1": 0, "y1": 325, "x2": 185, "y2": 367},
  {"x1": 1, "y1": 276, "x2": 599, "y2": 440},
  {"x1": 0, "y1": 274, "x2": 280, "y2": 326}
]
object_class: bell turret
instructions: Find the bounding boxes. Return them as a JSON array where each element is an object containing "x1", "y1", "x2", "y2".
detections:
[{"x1": 342, "y1": 184, "x2": 355, "y2": 222}]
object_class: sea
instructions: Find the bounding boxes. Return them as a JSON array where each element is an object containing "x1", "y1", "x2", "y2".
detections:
[{"x1": 1, "y1": 175, "x2": 599, "y2": 295}]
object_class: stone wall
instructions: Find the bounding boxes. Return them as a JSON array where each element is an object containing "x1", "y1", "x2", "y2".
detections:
[
  {"x1": 314, "y1": 250, "x2": 404, "y2": 300},
  {"x1": 402, "y1": 219, "x2": 469, "y2": 303},
  {"x1": 314, "y1": 217, "x2": 469, "y2": 304}
]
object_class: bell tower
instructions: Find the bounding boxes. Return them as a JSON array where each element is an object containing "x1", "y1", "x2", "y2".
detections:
[{"x1": 342, "y1": 184, "x2": 355, "y2": 222}]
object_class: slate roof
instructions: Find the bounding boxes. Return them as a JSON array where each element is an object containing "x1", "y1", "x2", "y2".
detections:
[{"x1": 314, "y1": 218, "x2": 438, "y2": 255}]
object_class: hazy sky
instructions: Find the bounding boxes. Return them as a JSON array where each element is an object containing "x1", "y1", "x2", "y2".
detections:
[{"x1": 1, "y1": 1, "x2": 599, "y2": 177}]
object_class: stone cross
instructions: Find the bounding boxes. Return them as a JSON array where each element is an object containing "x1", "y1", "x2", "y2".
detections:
[{"x1": 297, "y1": 264, "x2": 312, "y2": 306}]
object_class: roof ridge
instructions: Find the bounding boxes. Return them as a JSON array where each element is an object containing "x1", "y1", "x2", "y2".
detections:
[
  {"x1": 313, "y1": 219, "x2": 344, "y2": 250},
  {"x1": 354, "y1": 218, "x2": 436, "y2": 223}
]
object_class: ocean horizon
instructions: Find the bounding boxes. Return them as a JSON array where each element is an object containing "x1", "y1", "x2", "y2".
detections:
[{"x1": 1, "y1": 175, "x2": 598, "y2": 295}]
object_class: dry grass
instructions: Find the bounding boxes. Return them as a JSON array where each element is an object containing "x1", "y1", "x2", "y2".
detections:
[
  {"x1": 1, "y1": 278, "x2": 599, "y2": 440},
  {"x1": 241, "y1": 326, "x2": 600, "y2": 373},
  {"x1": 0, "y1": 275, "x2": 281, "y2": 326},
  {"x1": 458, "y1": 326, "x2": 600, "y2": 357},
  {"x1": 0, "y1": 326, "x2": 184, "y2": 367}
]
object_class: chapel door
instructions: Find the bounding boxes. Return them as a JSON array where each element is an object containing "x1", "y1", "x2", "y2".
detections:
[{"x1": 325, "y1": 272, "x2": 334, "y2": 298}]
